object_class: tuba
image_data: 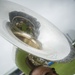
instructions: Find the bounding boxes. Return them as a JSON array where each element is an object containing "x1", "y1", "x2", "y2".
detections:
[{"x1": 0, "y1": 1, "x2": 75, "y2": 75}]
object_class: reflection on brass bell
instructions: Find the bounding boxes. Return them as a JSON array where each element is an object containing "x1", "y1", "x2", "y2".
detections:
[{"x1": 9, "y1": 11, "x2": 42, "y2": 50}]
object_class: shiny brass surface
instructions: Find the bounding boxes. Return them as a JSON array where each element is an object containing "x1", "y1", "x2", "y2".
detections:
[{"x1": 9, "y1": 12, "x2": 42, "y2": 49}]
